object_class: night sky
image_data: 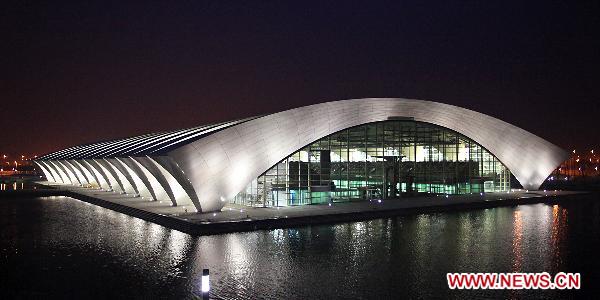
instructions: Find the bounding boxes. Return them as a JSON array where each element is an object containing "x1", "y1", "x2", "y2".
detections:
[{"x1": 2, "y1": 1, "x2": 598, "y2": 157}]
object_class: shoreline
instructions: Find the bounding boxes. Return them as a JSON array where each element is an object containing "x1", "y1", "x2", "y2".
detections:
[{"x1": 1, "y1": 183, "x2": 593, "y2": 235}]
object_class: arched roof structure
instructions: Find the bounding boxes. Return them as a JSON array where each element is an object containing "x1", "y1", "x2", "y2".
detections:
[{"x1": 36, "y1": 98, "x2": 568, "y2": 212}]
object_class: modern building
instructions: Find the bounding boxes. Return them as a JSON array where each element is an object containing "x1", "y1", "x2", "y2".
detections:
[{"x1": 34, "y1": 98, "x2": 569, "y2": 212}]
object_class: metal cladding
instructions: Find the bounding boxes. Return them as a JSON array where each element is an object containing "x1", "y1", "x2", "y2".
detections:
[{"x1": 35, "y1": 98, "x2": 569, "y2": 213}]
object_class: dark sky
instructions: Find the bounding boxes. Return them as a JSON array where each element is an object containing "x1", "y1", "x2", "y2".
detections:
[{"x1": 1, "y1": 1, "x2": 598, "y2": 157}]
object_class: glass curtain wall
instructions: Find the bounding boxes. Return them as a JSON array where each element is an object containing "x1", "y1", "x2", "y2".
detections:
[{"x1": 233, "y1": 121, "x2": 510, "y2": 207}]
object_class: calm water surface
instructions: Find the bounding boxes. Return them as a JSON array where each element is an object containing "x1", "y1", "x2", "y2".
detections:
[{"x1": 1, "y1": 196, "x2": 599, "y2": 299}]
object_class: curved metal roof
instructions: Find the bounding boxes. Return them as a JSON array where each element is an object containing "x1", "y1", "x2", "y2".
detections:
[
  {"x1": 36, "y1": 98, "x2": 568, "y2": 212},
  {"x1": 167, "y1": 98, "x2": 568, "y2": 211},
  {"x1": 37, "y1": 117, "x2": 256, "y2": 160}
]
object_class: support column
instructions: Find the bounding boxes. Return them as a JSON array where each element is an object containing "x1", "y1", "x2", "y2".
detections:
[
  {"x1": 94, "y1": 159, "x2": 125, "y2": 193},
  {"x1": 43, "y1": 161, "x2": 64, "y2": 183},
  {"x1": 65, "y1": 160, "x2": 89, "y2": 185},
  {"x1": 73, "y1": 160, "x2": 100, "y2": 188},
  {"x1": 34, "y1": 161, "x2": 55, "y2": 182},
  {"x1": 150, "y1": 156, "x2": 201, "y2": 211},
  {"x1": 49, "y1": 160, "x2": 71, "y2": 184},
  {"x1": 104, "y1": 158, "x2": 137, "y2": 195},
  {"x1": 58, "y1": 160, "x2": 81, "y2": 185},
  {"x1": 82, "y1": 159, "x2": 111, "y2": 190},
  {"x1": 125, "y1": 157, "x2": 171, "y2": 204},
  {"x1": 115, "y1": 158, "x2": 155, "y2": 200}
]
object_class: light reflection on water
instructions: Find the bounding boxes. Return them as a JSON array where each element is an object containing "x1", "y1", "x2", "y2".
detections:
[
  {"x1": 512, "y1": 210, "x2": 523, "y2": 272},
  {"x1": 0, "y1": 181, "x2": 35, "y2": 190},
  {"x1": 0, "y1": 196, "x2": 598, "y2": 299}
]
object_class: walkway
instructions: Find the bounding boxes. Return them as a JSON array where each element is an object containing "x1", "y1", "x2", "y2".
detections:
[{"x1": 32, "y1": 181, "x2": 588, "y2": 235}]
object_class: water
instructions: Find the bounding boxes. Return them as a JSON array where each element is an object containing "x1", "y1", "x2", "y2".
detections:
[{"x1": 1, "y1": 195, "x2": 599, "y2": 299}]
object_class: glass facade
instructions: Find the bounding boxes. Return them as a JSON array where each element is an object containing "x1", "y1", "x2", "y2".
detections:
[{"x1": 233, "y1": 120, "x2": 511, "y2": 207}]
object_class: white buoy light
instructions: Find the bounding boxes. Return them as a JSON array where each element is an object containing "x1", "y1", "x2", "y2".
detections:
[{"x1": 201, "y1": 269, "x2": 210, "y2": 299}]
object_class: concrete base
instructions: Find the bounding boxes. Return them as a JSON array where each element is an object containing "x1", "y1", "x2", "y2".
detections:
[{"x1": 29, "y1": 181, "x2": 589, "y2": 235}]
